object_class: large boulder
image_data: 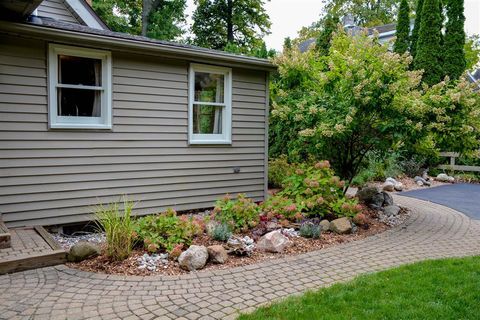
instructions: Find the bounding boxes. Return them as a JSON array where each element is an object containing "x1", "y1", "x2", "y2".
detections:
[
  {"x1": 257, "y1": 230, "x2": 292, "y2": 253},
  {"x1": 319, "y1": 219, "x2": 330, "y2": 231},
  {"x1": 382, "y1": 181, "x2": 395, "y2": 192},
  {"x1": 207, "y1": 245, "x2": 228, "y2": 264},
  {"x1": 67, "y1": 242, "x2": 100, "y2": 262},
  {"x1": 329, "y1": 217, "x2": 352, "y2": 234},
  {"x1": 178, "y1": 245, "x2": 208, "y2": 271},
  {"x1": 382, "y1": 192, "x2": 394, "y2": 206},
  {"x1": 356, "y1": 187, "x2": 380, "y2": 203}
]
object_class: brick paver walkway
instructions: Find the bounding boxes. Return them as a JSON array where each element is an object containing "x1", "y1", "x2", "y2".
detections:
[
  {"x1": 0, "y1": 228, "x2": 53, "y2": 261},
  {"x1": 1, "y1": 196, "x2": 480, "y2": 320}
]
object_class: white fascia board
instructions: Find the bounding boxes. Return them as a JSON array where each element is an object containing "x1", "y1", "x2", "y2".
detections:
[{"x1": 64, "y1": 0, "x2": 106, "y2": 30}]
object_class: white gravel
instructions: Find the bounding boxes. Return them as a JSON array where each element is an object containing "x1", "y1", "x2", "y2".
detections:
[{"x1": 51, "y1": 232, "x2": 105, "y2": 250}]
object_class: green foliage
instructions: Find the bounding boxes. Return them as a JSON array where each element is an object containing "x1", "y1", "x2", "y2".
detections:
[
  {"x1": 238, "y1": 256, "x2": 480, "y2": 320},
  {"x1": 191, "y1": 0, "x2": 271, "y2": 53},
  {"x1": 443, "y1": 0, "x2": 466, "y2": 80},
  {"x1": 94, "y1": 197, "x2": 136, "y2": 261},
  {"x1": 134, "y1": 208, "x2": 204, "y2": 252},
  {"x1": 268, "y1": 155, "x2": 294, "y2": 188},
  {"x1": 464, "y1": 35, "x2": 480, "y2": 70},
  {"x1": 279, "y1": 161, "x2": 361, "y2": 218},
  {"x1": 394, "y1": 0, "x2": 411, "y2": 55},
  {"x1": 212, "y1": 194, "x2": 261, "y2": 232},
  {"x1": 315, "y1": 14, "x2": 339, "y2": 56},
  {"x1": 261, "y1": 195, "x2": 302, "y2": 221},
  {"x1": 299, "y1": 222, "x2": 321, "y2": 239},
  {"x1": 224, "y1": 40, "x2": 276, "y2": 58},
  {"x1": 410, "y1": 0, "x2": 425, "y2": 59},
  {"x1": 270, "y1": 29, "x2": 425, "y2": 183},
  {"x1": 413, "y1": 0, "x2": 444, "y2": 85},
  {"x1": 352, "y1": 152, "x2": 403, "y2": 186},
  {"x1": 398, "y1": 155, "x2": 426, "y2": 177},
  {"x1": 211, "y1": 223, "x2": 232, "y2": 242},
  {"x1": 92, "y1": 0, "x2": 186, "y2": 41}
]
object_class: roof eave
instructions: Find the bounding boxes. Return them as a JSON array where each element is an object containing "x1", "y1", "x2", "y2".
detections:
[{"x1": 0, "y1": 21, "x2": 276, "y2": 71}]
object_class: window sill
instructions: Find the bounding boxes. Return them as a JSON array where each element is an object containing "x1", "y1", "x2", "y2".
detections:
[
  {"x1": 49, "y1": 123, "x2": 112, "y2": 130},
  {"x1": 189, "y1": 139, "x2": 232, "y2": 145}
]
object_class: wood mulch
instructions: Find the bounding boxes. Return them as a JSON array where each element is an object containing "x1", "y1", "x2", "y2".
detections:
[{"x1": 68, "y1": 208, "x2": 404, "y2": 277}]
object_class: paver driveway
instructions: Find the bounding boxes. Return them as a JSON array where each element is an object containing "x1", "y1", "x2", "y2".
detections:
[{"x1": 1, "y1": 196, "x2": 480, "y2": 320}]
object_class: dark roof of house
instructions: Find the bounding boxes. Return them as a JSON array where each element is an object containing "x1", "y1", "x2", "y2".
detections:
[
  {"x1": 367, "y1": 22, "x2": 397, "y2": 36},
  {"x1": 0, "y1": 15, "x2": 274, "y2": 69}
]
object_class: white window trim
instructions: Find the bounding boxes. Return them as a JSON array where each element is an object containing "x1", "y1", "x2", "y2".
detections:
[
  {"x1": 48, "y1": 43, "x2": 112, "y2": 129},
  {"x1": 188, "y1": 63, "x2": 232, "y2": 145}
]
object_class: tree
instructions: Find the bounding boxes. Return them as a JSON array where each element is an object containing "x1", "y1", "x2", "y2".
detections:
[
  {"x1": 394, "y1": 0, "x2": 410, "y2": 54},
  {"x1": 443, "y1": 0, "x2": 466, "y2": 80},
  {"x1": 321, "y1": 0, "x2": 416, "y2": 27},
  {"x1": 465, "y1": 35, "x2": 480, "y2": 70},
  {"x1": 410, "y1": 0, "x2": 424, "y2": 59},
  {"x1": 315, "y1": 14, "x2": 340, "y2": 56},
  {"x1": 270, "y1": 30, "x2": 425, "y2": 183},
  {"x1": 191, "y1": 0, "x2": 271, "y2": 53},
  {"x1": 413, "y1": 0, "x2": 444, "y2": 85},
  {"x1": 92, "y1": 0, "x2": 186, "y2": 41}
]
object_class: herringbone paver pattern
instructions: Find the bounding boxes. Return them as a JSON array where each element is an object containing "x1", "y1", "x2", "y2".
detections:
[{"x1": 1, "y1": 196, "x2": 479, "y2": 320}]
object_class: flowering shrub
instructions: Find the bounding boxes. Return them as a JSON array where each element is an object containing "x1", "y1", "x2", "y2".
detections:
[
  {"x1": 212, "y1": 194, "x2": 261, "y2": 232},
  {"x1": 134, "y1": 208, "x2": 204, "y2": 253},
  {"x1": 268, "y1": 155, "x2": 295, "y2": 188},
  {"x1": 280, "y1": 161, "x2": 361, "y2": 218},
  {"x1": 261, "y1": 196, "x2": 303, "y2": 221}
]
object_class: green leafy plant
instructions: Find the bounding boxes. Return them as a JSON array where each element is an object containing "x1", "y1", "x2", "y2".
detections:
[
  {"x1": 134, "y1": 208, "x2": 204, "y2": 253},
  {"x1": 211, "y1": 223, "x2": 232, "y2": 242},
  {"x1": 280, "y1": 161, "x2": 361, "y2": 218},
  {"x1": 212, "y1": 194, "x2": 261, "y2": 232},
  {"x1": 94, "y1": 197, "x2": 136, "y2": 261},
  {"x1": 299, "y1": 222, "x2": 322, "y2": 239},
  {"x1": 261, "y1": 195, "x2": 303, "y2": 221},
  {"x1": 268, "y1": 155, "x2": 295, "y2": 188}
]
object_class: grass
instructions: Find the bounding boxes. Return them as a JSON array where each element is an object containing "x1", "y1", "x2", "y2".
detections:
[{"x1": 238, "y1": 256, "x2": 480, "y2": 320}]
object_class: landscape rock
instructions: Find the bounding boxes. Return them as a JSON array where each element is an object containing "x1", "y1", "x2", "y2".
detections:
[
  {"x1": 329, "y1": 217, "x2": 352, "y2": 234},
  {"x1": 67, "y1": 241, "x2": 100, "y2": 262},
  {"x1": 414, "y1": 176, "x2": 431, "y2": 186},
  {"x1": 371, "y1": 192, "x2": 386, "y2": 209},
  {"x1": 384, "y1": 205, "x2": 401, "y2": 217},
  {"x1": 436, "y1": 173, "x2": 455, "y2": 183},
  {"x1": 382, "y1": 181, "x2": 395, "y2": 192},
  {"x1": 257, "y1": 230, "x2": 292, "y2": 253},
  {"x1": 207, "y1": 245, "x2": 228, "y2": 264},
  {"x1": 226, "y1": 236, "x2": 255, "y2": 256},
  {"x1": 385, "y1": 177, "x2": 398, "y2": 184},
  {"x1": 319, "y1": 219, "x2": 330, "y2": 231},
  {"x1": 137, "y1": 253, "x2": 168, "y2": 271},
  {"x1": 178, "y1": 245, "x2": 208, "y2": 271},
  {"x1": 394, "y1": 182, "x2": 404, "y2": 191},
  {"x1": 356, "y1": 187, "x2": 380, "y2": 204},
  {"x1": 382, "y1": 192, "x2": 394, "y2": 206}
]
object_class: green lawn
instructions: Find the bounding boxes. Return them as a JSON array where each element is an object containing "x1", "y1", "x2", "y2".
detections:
[{"x1": 238, "y1": 256, "x2": 480, "y2": 320}]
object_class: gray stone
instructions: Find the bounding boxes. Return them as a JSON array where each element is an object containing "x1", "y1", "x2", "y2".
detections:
[
  {"x1": 415, "y1": 176, "x2": 431, "y2": 186},
  {"x1": 371, "y1": 192, "x2": 386, "y2": 209},
  {"x1": 257, "y1": 230, "x2": 292, "y2": 253},
  {"x1": 385, "y1": 177, "x2": 398, "y2": 184},
  {"x1": 394, "y1": 182, "x2": 404, "y2": 191},
  {"x1": 178, "y1": 245, "x2": 208, "y2": 271},
  {"x1": 383, "y1": 192, "x2": 394, "y2": 206},
  {"x1": 67, "y1": 242, "x2": 100, "y2": 262},
  {"x1": 319, "y1": 219, "x2": 330, "y2": 231},
  {"x1": 436, "y1": 173, "x2": 455, "y2": 183},
  {"x1": 356, "y1": 187, "x2": 380, "y2": 204},
  {"x1": 384, "y1": 205, "x2": 401, "y2": 217},
  {"x1": 207, "y1": 245, "x2": 228, "y2": 264},
  {"x1": 329, "y1": 217, "x2": 352, "y2": 234}
]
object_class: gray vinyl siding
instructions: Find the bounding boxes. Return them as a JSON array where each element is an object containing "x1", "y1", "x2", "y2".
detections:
[
  {"x1": 37, "y1": 0, "x2": 80, "y2": 24},
  {"x1": 0, "y1": 34, "x2": 268, "y2": 227}
]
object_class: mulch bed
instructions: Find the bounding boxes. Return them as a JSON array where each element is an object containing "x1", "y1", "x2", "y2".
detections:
[{"x1": 68, "y1": 208, "x2": 405, "y2": 276}]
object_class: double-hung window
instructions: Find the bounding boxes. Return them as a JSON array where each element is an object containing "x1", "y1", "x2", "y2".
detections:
[
  {"x1": 48, "y1": 44, "x2": 112, "y2": 129},
  {"x1": 188, "y1": 64, "x2": 232, "y2": 144}
]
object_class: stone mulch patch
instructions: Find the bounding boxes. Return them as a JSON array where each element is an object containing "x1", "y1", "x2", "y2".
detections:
[{"x1": 64, "y1": 207, "x2": 408, "y2": 276}]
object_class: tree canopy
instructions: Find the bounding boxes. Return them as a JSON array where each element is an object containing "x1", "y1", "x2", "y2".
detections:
[
  {"x1": 190, "y1": 0, "x2": 271, "y2": 53},
  {"x1": 394, "y1": 0, "x2": 410, "y2": 54},
  {"x1": 92, "y1": 0, "x2": 186, "y2": 41},
  {"x1": 443, "y1": 0, "x2": 466, "y2": 80}
]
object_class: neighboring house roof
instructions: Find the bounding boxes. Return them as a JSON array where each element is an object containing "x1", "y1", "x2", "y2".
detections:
[{"x1": 62, "y1": 0, "x2": 109, "y2": 30}]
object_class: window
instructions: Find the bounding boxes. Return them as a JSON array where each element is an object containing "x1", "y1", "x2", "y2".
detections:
[
  {"x1": 48, "y1": 44, "x2": 112, "y2": 129},
  {"x1": 188, "y1": 64, "x2": 232, "y2": 144}
]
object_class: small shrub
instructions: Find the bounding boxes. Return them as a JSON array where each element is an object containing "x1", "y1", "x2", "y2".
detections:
[
  {"x1": 261, "y1": 196, "x2": 303, "y2": 221},
  {"x1": 212, "y1": 194, "x2": 261, "y2": 232},
  {"x1": 280, "y1": 161, "x2": 361, "y2": 218},
  {"x1": 268, "y1": 155, "x2": 294, "y2": 188},
  {"x1": 299, "y1": 222, "x2": 321, "y2": 239},
  {"x1": 399, "y1": 156, "x2": 426, "y2": 178},
  {"x1": 94, "y1": 197, "x2": 136, "y2": 261},
  {"x1": 211, "y1": 223, "x2": 232, "y2": 242},
  {"x1": 352, "y1": 151, "x2": 403, "y2": 186},
  {"x1": 134, "y1": 208, "x2": 204, "y2": 253}
]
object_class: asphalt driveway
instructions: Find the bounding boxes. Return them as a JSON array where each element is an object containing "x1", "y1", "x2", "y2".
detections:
[{"x1": 401, "y1": 183, "x2": 480, "y2": 220}]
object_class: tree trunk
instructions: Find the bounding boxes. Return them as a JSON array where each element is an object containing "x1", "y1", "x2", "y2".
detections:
[{"x1": 226, "y1": 0, "x2": 234, "y2": 43}]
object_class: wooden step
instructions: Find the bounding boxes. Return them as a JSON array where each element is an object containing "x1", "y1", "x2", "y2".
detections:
[{"x1": 0, "y1": 214, "x2": 11, "y2": 249}]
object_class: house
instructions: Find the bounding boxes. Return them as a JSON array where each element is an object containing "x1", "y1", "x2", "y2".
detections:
[
  {"x1": 0, "y1": 0, "x2": 275, "y2": 227},
  {"x1": 298, "y1": 16, "x2": 414, "y2": 53}
]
